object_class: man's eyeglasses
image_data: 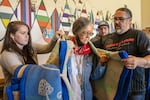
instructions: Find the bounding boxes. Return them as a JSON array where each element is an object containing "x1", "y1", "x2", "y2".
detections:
[
  {"x1": 80, "y1": 31, "x2": 94, "y2": 36},
  {"x1": 113, "y1": 17, "x2": 130, "y2": 21}
]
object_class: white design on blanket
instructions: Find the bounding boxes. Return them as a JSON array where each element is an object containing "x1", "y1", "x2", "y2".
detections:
[
  {"x1": 38, "y1": 79, "x2": 62, "y2": 99},
  {"x1": 39, "y1": 79, "x2": 54, "y2": 96}
]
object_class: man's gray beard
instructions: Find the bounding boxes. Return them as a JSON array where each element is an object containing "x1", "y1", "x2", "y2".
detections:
[{"x1": 116, "y1": 29, "x2": 124, "y2": 35}]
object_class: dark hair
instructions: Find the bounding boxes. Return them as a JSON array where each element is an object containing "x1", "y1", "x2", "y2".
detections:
[
  {"x1": 1, "y1": 21, "x2": 34, "y2": 56},
  {"x1": 116, "y1": 7, "x2": 132, "y2": 18},
  {"x1": 72, "y1": 17, "x2": 91, "y2": 35}
]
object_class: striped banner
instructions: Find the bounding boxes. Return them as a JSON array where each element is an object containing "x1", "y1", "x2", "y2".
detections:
[
  {"x1": 80, "y1": 4, "x2": 88, "y2": 18},
  {"x1": 61, "y1": 0, "x2": 71, "y2": 34},
  {"x1": 51, "y1": 8, "x2": 60, "y2": 32},
  {"x1": 90, "y1": 10, "x2": 94, "y2": 24},
  {"x1": 20, "y1": 0, "x2": 31, "y2": 27},
  {"x1": 0, "y1": 0, "x2": 13, "y2": 27},
  {"x1": 36, "y1": 0, "x2": 49, "y2": 33},
  {"x1": 93, "y1": 14, "x2": 100, "y2": 34}
]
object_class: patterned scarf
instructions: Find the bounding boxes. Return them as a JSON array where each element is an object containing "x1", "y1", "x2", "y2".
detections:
[{"x1": 71, "y1": 37, "x2": 92, "y2": 55}]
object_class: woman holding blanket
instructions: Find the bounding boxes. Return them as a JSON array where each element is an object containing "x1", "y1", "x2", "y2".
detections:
[
  {"x1": 0, "y1": 21, "x2": 60, "y2": 100},
  {"x1": 47, "y1": 17, "x2": 108, "y2": 100}
]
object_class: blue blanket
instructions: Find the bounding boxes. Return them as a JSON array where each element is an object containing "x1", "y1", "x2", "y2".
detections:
[
  {"x1": 114, "y1": 50, "x2": 133, "y2": 100},
  {"x1": 6, "y1": 64, "x2": 63, "y2": 100}
]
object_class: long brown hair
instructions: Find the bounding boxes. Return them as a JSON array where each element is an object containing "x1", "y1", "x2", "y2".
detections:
[{"x1": 1, "y1": 21, "x2": 34, "y2": 56}]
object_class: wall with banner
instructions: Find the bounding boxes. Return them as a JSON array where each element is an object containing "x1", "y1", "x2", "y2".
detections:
[{"x1": 0, "y1": 0, "x2": 141, "y2": 64}]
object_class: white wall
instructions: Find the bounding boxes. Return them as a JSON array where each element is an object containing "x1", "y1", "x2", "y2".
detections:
[{"x1": 88, "y1": 0, "x2": 141, "y2": 28}]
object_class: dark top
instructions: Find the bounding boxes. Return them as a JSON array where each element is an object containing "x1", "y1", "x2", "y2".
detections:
[{"x1": 93, "y1": 29, "x2": 150, "y2": 94}]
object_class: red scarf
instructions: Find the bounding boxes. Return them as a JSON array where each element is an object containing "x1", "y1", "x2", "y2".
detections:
[{"x1": 71, "y1": 37, "x2": 92, "y2": 55}]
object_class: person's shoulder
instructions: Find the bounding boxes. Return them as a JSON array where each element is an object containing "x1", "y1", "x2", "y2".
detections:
[
  {"x1": 124, "y1": 29, "x2": 144, "y2": 38},
  {"x1": 129, "y1": 29, "x2": 144, "y2": 34},
  {"x1": 129, "y1": 29, "x2": 149, "y2": 40},
  {"x1": 91, "y1": 34, "x2": 101, "y2": 42},
  {"x1": 1, "y1": 50, "x2": 18, "y2": 59},
  {"x1": 102, "y1": 33, "x2": 114, "y2": 39},
  {"x1": 1, "y1": 50, "x2": 11, "y2": 55},
  {"x1": 0, "y1": 50, "x2": 17, "y2": 65}
]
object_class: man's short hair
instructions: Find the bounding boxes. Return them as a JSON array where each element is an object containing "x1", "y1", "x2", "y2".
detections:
[
  {"x1": 98, "y1": 21, "x2": 109, "y2": 28},
  {"x1": 116, "y1": 7, "x2": 132, "y2": 18}
]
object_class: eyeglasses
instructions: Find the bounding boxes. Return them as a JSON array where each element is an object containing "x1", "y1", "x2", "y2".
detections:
[
  {"x1": 113, "y1": 17, "x2": 130, "y2": 22},
  {"x1": 80, "y1": 31, "x2": 94, "y2": 36}
]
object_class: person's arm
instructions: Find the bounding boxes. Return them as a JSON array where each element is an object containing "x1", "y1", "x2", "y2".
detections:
[
  {"x1": 1, "y1": 51, "x2": 23, "y2": 75},
  {"x1": 33, "y1": 30, "x2": 65, "y2": 54},
  {"x1": 91, "y1": 36, "x2": 102, "y2": 48},
  {"x1": 143, "y1": 55, "x2": 150, "y2": 68},
  {"x1": 122, "y1": 30, "x2": 150, "y2": 69},
  {"x1": 122, "y1": 55, "x2": 150, "y2": 69},
  {"x1": 90, "y1": 64, "x2": 106, "y2": 80},
  {"x1": 90, "y1": 54, "x2": 107, "y2": 80},
  {"x1": 32, "y1": 35, "x2": 58, "y2": 54}
]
